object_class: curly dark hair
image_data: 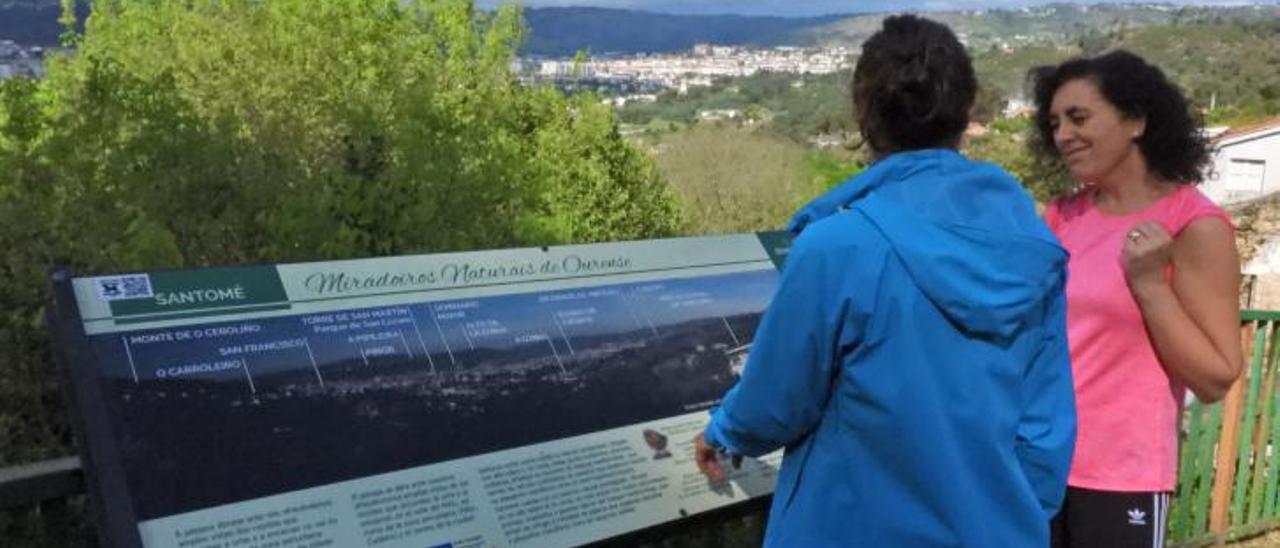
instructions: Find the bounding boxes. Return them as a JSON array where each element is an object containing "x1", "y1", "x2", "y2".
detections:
[
  {"x1": 1029, "y1": 50, "x2": 1210, "y2": 184},
  {"x1": 852, "y1": 15, "x2": 976, "y2": 156}
]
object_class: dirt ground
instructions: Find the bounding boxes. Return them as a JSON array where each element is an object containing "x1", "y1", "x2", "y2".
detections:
[{"x1": 1231, "y1": 529, "x2": 1280, "y2": 547}]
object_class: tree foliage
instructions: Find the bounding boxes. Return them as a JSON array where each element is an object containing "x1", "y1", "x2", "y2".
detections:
[
  {"x1": 0, "y1": 0, "x2": 683, "y2": 468},
  {"x1": 653, "y1": 123, "x2": 860, "y2": 235},
  {"x1": 964, "y1": 116, "x2": 1074, "y2": 203},
  {"x1": 618, "y1": 71, "x2": 855, "y2": 144}
]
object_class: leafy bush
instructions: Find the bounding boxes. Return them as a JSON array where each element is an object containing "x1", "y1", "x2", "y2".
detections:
[
  {"x1": 964, "y1": 115, "x2": 1074, "y2": 203},
  {"x1": 0, "y1": 0, "x2": 683, "y2": 470},
  {"x1": 652, "y1": 123, "x2": 860, "y2": 235}
]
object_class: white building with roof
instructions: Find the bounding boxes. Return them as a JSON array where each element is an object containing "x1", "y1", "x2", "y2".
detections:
[{"x1": 1201, "y1": 117, "x2": 1280, "y2": 205}]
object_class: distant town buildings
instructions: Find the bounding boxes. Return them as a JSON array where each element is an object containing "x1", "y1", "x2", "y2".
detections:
[
  {"x1": 1003, "y1": 97, "x2": 1036, "y2": 118},
  {"x1": 522, "y1": 43, "x2": 854, "y2": 98}
]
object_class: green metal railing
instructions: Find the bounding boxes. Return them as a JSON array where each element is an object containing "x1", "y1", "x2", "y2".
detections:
[{"x1": 1171, "y1": 310, "x2": 1280, "y2": 546}]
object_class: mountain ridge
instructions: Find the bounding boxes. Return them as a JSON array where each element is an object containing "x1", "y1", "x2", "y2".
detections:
[
  {"x1": 3, "y1": 2, "x2": 1279, "y2": 55},
  {"x1": 519, "y1": 7, "x2": 846, "y2": 56}
]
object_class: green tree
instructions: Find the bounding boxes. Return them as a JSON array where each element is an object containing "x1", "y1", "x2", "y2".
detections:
[
  {"x1": 965, "y1": 116, "x2": 1075, "y2": 203},
  {"x1": 0, "y1": 0, "x2": 682, "y2": 471},
  {"x1": 653, "y1": 124, "x2": 859, "y2": 235}
]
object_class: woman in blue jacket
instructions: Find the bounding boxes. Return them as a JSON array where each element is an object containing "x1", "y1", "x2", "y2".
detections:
[{"x1": 694, "y1": 15, "x2": 1077, "y2": 547}]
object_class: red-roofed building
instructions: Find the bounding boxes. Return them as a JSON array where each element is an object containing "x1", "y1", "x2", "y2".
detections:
[{"x1": 1202, "y1": 117, "x2": 1280, "y2": 205}]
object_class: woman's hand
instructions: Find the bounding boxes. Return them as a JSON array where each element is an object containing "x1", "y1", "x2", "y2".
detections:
[
  {"x1": 1122, "y1": 221, "x2": 1173, "y2": 296},
  {"x1": 1127, "y1": 216, "x2": 1243, "y2": 402},
  {"x1": 693, "y1": 431, "x2": 727, "y2": 482}
]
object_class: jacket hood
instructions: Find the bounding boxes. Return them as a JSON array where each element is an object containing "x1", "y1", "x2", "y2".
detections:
[{"x1": 789, "y1": 149, "x2": 1067, "y2": 340}]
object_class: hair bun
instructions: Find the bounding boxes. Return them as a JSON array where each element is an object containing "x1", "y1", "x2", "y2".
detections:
[
  {"x1": 886, "y1": 43, "x2": 946, "y2": 123},
  {"x1": 853, "y1": 16, "x2": 975, "y2": 154}
]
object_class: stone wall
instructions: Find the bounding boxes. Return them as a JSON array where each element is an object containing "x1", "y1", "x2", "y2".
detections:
[{"x1": 1231, "y1": 193, "x2": 1280, "y2": 309}]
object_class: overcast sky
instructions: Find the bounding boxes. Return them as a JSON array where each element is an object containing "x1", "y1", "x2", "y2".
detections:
[{"x1": 475, "y1": 0, "x2": 1277, "y2": 17}]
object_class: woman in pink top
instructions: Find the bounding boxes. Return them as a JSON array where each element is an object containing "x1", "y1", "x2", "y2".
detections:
[{"x1": 1032, "y1": 50, "x2": 1243, "y2": 547}]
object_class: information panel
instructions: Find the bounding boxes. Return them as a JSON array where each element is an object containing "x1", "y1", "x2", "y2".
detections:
[{"x1": 50, "y1": 232, "x2": 794, "y2": 548}]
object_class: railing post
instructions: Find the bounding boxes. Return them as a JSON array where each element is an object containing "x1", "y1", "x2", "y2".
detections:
[
  {"x1": 1248, "y1": 323, "x2": 1280, "y2": 523},
  {"x1": 1210, "y1": 322, "x2": 1255, "y2": 544}
]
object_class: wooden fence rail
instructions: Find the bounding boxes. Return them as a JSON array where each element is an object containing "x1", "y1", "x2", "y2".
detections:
[{"x1": 1171, "y1": 310, "x2": 1280, "y2": 546}]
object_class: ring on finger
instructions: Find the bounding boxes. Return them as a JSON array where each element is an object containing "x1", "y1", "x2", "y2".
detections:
[{"x1": 1127, "y1": 230, "x2": 1143, "y2": 242}]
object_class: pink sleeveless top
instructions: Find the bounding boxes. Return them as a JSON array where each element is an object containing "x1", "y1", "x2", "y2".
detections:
[{"x1": 1045, "y1": 184, "x2": 1233, "y2": 492}]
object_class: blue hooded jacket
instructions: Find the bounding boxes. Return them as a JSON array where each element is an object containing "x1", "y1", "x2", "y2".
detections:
[{"x1": 705, "y1": 149, "x2": 1075, "y2": 547}]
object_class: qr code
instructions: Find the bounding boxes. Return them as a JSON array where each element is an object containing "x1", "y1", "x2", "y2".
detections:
[{"x1": 95, "y1": 275, "x2": 153, "y2": 301}]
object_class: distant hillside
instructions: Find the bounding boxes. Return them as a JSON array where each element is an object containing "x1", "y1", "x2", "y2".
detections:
[
  {"x1": 520, "y1": 7, "x2": 845, "y2": 57},
  {"x1": 618, "y1": 18, "x2": 1280, "y2": 140},
  {"x1": 798, "y1": 3, "x2": 1280, "y2": 51},
  {"x1": 5, "y1": 1, "x2": 1279, "y2": 62},
  {"x1": 969, "y1": 14, "x2": 1280, "y2": 118},
  {"x1": 1115, "y1": 19, "x2": 1280, "y2": 125},
  {"x1": 520, "y1": 4, "x2": 1280, "y2": 57}
]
